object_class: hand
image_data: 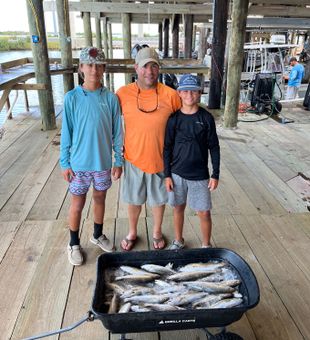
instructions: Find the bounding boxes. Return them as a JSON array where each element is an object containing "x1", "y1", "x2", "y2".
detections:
[
  {"x1": 62, "y1": 168, "x2": 75, "y2": 182},
  {"x1": 165, "y1": 177, "x2": 174, "y2": 192},
  {"x1": 112, "y1": 166, "x2": 122, "y2": 180},
  {"x1": 208, "y1": 178, "x2": 219, "y2": 191}
]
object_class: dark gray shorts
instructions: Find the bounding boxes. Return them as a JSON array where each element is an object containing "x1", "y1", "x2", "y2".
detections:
[{"x1": 168, "y1": 173, "x2": 212, "y2": 212}]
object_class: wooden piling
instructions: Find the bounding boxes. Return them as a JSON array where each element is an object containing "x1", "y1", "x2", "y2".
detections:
[
  {"x1": 102, "y1": 17, "x2": 110, "y2": 90},
  {"x1": 208, "y1": 0, "x2": 228, "y2": 109},
  {"x1": 184, "y1": 15, "x2": 193, "y2": 58},
  {"x1": 108, "y1": 23, "x2": 115, "y2": 91},
  {"x1": 122, "y1": 13, "x2": 132, "y2": 84},
  {"x1": 95, "y1": 15, "x2": 102, "y2": 49},
  {"x1": 158, "y1": 23, "x2": 163, "y2": 52},
  {"x1": 56, "y1": 0, "x2": 74, "y2": 94},
  {"x1": 163, "y1": 18, "x2": 169, "y2": 58},
  {"x1": 82, "y1": 0, "x2": 92, "y2": 46},
  {"x1": 26, "y1": 0, "x2": 56, "y2": 130},
  {"x1": 223, "y1": 0, "x2": 249, "y2": 128},
  {"x1": 172, "y1": 14, "x2": 180, "y2": 59}
]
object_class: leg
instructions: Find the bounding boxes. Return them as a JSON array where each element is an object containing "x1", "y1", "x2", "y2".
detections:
[
  {"x1": 197, "y1": 210, "x2": 212, "y2": 247},
  {"x1": 69, "y1": 193, "x2": 87, "y2": 232},
  {"x1": 92, "y1": 188, "x2": 107, "y2": 225},
  {"x1": 120, "y1": 204, "x2": 141, "y2": 250},
  {"x1": 152, "y1": 204, "x2": 165, "y2": 249},
  {"x1": 67, "y1": 193, "x2": 86, "y2": 266},
  {"x1": 173, "y1": 203, "x2": 186, "y2": 242}
]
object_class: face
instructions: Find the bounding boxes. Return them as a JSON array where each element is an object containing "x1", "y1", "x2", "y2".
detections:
[
  {"x1": 135, "y1": 62, "x2": 159, "y2": 89},
  {"x1": 178, "y1": 90, "x2": 201, "y2": 106},
  {"x1": 79, "y1": 63, "x2": 105, "y2": 84}
]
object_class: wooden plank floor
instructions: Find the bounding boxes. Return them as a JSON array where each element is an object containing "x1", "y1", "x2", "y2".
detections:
[{"x1": 0, "y1": 106, "x2": 309, "y2": 340}]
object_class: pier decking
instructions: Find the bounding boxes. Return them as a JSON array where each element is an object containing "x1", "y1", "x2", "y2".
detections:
[{"x1": 0, "y1": 105, "x2": 309, "y2": 340}]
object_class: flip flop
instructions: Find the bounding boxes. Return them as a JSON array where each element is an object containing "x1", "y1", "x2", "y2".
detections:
[
  {"x1": 120, "y1": 237, "x2": 137, "y2": 251},
  {"x1": 153, "y1": 236, "x2": 166, "y2": 250}
]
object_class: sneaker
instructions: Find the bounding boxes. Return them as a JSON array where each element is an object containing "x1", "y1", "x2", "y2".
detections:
[
  {"x1": 168, "y1": 239, "x2": 185, "y2": 250},
  {"x1": 67, "y1": 244, "x2": 83, "y2": 266},
  {"x1": 202, "y1": 244, "x2": 212, "y2": 248},
  {"x1": 90, "y1": 234, "x2": 115, "y2": 252}
]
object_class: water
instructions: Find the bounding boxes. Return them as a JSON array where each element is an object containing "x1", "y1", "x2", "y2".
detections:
[{"x1": 0, "y1": 49, "x2": 125, "y2": 127}]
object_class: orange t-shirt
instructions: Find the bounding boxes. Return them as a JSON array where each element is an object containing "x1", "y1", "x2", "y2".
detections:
[{"x1": 117, "y1": 82, "x2": 181, "y2": 174}]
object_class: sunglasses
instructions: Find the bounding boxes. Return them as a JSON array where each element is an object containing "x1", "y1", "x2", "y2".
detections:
[{"x1": 136, "y1": 88, "x2": 159, "y2": 113}]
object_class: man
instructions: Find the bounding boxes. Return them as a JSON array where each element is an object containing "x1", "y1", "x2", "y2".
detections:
[
  {"x1": 117, "y1": 47, "x2": 181, "y2": 251},
  {"x1": 284, "y1": 57, "x2": 305, "y2": 100}
]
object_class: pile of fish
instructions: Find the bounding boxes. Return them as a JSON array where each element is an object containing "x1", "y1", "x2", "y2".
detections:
[{"x1": 104, "y1": 261, "x2": 243, "y2": 314}]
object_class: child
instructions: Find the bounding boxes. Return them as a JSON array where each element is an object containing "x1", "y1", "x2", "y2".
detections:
[
  {"x1": 60, "y1": 47, "x2": 123, "y2": 265},
  {"x1": 163, "y1": 74, "x2": 220, "y2": 249}
]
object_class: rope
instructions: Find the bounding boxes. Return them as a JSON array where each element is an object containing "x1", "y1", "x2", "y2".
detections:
[{"x1": 22, "y1": 312, "x2": 94, "y2": 340}]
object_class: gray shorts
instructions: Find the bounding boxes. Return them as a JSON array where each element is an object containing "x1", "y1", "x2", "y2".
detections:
[
  {"x1": 168, "y1": 173, "x2": 212, "y2": 212},
  {"x1": 121, "y1": 160, "x2": 168, "y2": 207}
]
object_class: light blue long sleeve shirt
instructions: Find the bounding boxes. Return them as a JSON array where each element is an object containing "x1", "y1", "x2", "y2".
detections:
[{"x1": 60, "y1": 85, "x2": 123, "y2": 171}]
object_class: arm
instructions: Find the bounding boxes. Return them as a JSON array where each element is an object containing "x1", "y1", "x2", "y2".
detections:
[
  {"x1": 111, "y1": 95, "x2": 124, "y2": 176},
  {"x1": 163, "y1": 115, "x2": 176, "y2": 179},
  {"x1": 207, "y1": 116, "x2": 220, "y2": 183},
  {"x1": 60, "y1": 94, "x2": 74, "y2": 177}
]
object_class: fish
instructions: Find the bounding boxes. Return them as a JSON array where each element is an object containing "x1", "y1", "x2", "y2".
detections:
[
  {"x1": 179, "y1": 262, "x2": 227, "y2": 272},
  {"x1": 141, "y1": 263, "x2": 176, "y2": 275},
  {"x1": 120, "y1": 286, "x2": 154, "y2": 299},
  {"x1": 105, "y1": 282, "x2": 126, "y2": 295},
  {"x1": 118, "y1": 302, "x2": 132, "y2": 313},
  {"x1": 145, "y1": 304, "x2": 186, "y2": 311},
  {"x1": 115, "y1": 273, "x2": 160, "y2": 283},
  {"x1": 211, "y1": 298, "x2": 243, "y2": 308},
  {"x1": 168, "y1": 292, "x2": 207, "y2": 306},
  {"x1": 124, "y1": 294, "x2": 170, "y2": 304},
  {"x1": 183, "y1": 281, "x2": 235, "y2": 293},
  {"x1": 120, "y1": 265, "x2": 150, "y2": 275},
  {"x1": 131, "y1": 305, "x2": 151, "y2": 313},
  {"x1": 108, "y1": 293, "x2": 119, "y2": 314},
  {"x1": 192, "y1": 293, "x2": 232, "y2": 308},
  {"x1": 167, "y1": 271, "x2": 216, "y2": 282}
]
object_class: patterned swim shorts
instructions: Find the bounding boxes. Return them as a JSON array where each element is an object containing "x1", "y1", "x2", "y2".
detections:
[{"x1": 69, "y1": 170, "x2": 112, "y2": 195}]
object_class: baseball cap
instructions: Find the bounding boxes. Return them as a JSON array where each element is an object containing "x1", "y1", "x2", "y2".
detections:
[
  {"x1": 177, "y1": 74, "x2": 202, "y2": 91},
  {"x1": 79, "y1": 47, "x2": 106, "y2": 64},
  {"x1": 135, "y1": 47, "x2": 160, "y2": 68}
]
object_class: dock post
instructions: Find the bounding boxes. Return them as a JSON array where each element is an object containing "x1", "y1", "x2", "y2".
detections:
[
  {"x1": 208, "y1": 0, "x2": 228, "y2": 109},
  {"x1": 56, "y1": 0, "x2": 74, "y2": 94},
  {"x1": 122, "y1": 13, "x2": 132, "y2": 84},
  {"x1": 158, "y1": 23, "x2": 163, "y2": 53},
  {"x1": 26, "y1": 0, "x2": 56, "y2": 130},
  {"x1": 82, "y1": 0, "x2": 92, "y2": 46},
  {"x1": 223, "y1": 0, "x2": 249, "y2": 128},
  {"x1": 95, "y1": 14, "x2": 102, "y2": 49},
  {"x1": 163, "y1": 18, "x2": 169, "y2": 58},
  {"x1": 108, "y1": 23, "x2": 114, "y2": 91},
  {"x1": 102, "y1": 17, "x2": 110, "y2": 90},
  {"x1": 172, "y1": 14, "x2": 180, "y2": 59},
  {"x1": 184, "y1": 15, "x2": 194, "y2": 58}
]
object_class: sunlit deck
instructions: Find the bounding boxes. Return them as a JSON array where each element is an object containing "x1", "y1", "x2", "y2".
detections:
[{"x1": 0, "y1": 105, "x2": 309, "y2": 340}]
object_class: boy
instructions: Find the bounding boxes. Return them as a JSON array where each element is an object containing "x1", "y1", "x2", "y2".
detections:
[
  {"x1": 163, "y1": 74, "x2": 220, "y2": 249},
  {"x1": 60, "y1": 47, "x2": 123, "y2": 265}
]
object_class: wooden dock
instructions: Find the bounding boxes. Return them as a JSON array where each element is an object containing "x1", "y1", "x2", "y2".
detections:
[{"x1": 0, "y1": 105, "x2": 309, "y2": 340}]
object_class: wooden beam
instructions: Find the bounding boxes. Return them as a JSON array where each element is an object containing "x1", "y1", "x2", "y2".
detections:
[
  {"x1": 44, "y1": 1, "x2": 213, "y2": 15},
  {"x1": 12, "y1": 84, "x2": 48, "y2": 90},
  {"x1": 249, "y1": 5, "x2": 310, "y2": 18}
]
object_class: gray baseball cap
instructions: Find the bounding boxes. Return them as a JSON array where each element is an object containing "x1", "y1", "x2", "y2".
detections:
[{"x1": 135, "y1": 47, "x2": 160, "y2": 68}]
